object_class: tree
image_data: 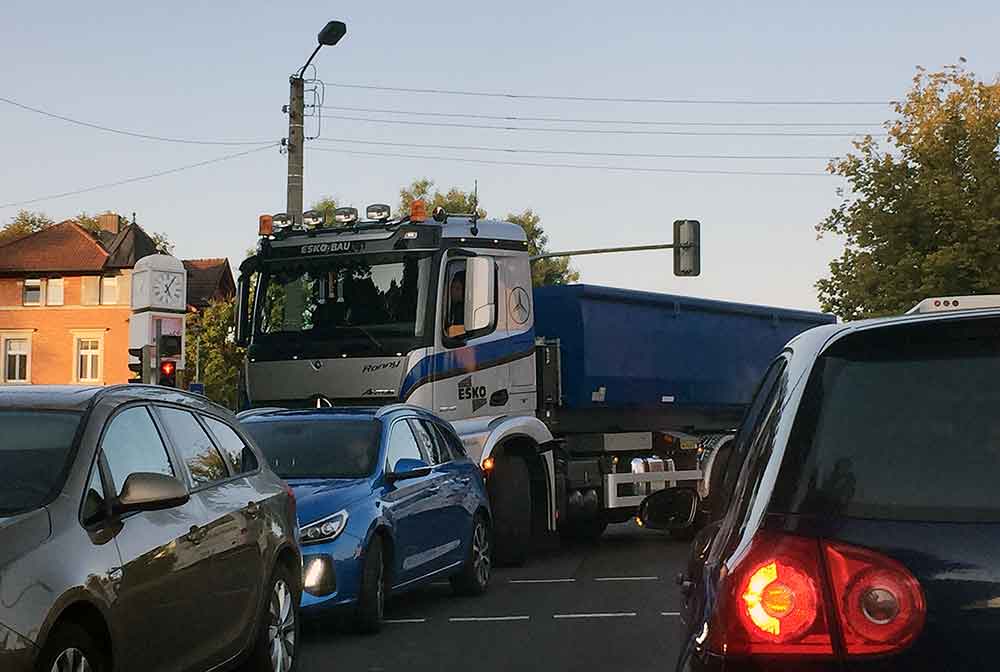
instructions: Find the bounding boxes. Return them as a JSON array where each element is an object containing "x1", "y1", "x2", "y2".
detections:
[
  {"x1": 397, "y1": 179, "x2": 577, "y2": 286},
  {"x1": 151, "y1": 232, "x2": 174, "y2": 255},
  {"x1": 0, "y1": 209, "x2": 54, "y2": 245},
  {"x1": 311, "y1": 196, "x2": 338, "y2": 224},
  {"x1": 816, "y1": 64, "x2": 1000, "y2": 320},
  {"x1": 185, "y1": 298, "x2": 244, "y2": 409}
]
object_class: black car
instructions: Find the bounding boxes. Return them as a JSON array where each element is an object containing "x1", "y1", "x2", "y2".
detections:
[
  {"x1": 641, "y1": 305, "x2": 1000, "y2": 671},
  {"x1": 0, "y1": 385, "x2": 301, "y2": 672}
]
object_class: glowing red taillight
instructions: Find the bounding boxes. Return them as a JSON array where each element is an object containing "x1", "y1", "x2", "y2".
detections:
[
  {"x1": 825, "y1": 541, "x2": 926, "y2": 655},
  {"x1": 708, "y1": 531, "x2": 925, "y2": 660}
]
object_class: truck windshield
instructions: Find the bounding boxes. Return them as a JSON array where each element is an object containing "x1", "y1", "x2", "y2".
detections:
[
  {"x1": 1, "y1": 410, "x2": 83, "y2": 516},
  {"x1": 256, "y1": 252, "x2": 432, "y2": 356},
  {"x1": 776, "y1": 316, "x2": 1000, "y2": 523},
  {"x1": 243, "y1": 418, "x2": 382, "y2": 479}
]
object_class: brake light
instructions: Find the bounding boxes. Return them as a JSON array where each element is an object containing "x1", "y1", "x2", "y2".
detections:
[
  {"x1": 825, "y1": 541, "x2": 926, "y2": 655},
  {"x1": 708, "y1": 531, "x2": 925, "y2": 660},
  {"x1": 710, "y1": 532, "x2": 834, "y2": 656}
]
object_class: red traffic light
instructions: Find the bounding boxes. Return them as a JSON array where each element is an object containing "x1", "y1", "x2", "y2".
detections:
[{"x1": 160, "y1": 361, "x2": 175, "y2": 376}]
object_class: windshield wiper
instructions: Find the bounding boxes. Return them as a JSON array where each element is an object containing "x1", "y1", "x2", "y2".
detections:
[{"x1": 346, "y1": 324, "x2": 385, "y2": 352}]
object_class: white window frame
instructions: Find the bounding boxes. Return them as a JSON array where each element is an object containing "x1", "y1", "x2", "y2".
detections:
[
  {"x1": 47, "y1": 277, "x2": 64, "y2": 306},
  {"x1": 101, "y1": 275, "x2": 119, "y2": 305},
  {"x1": 0, "y1": 331, "x2": 32, "y2": 385},
  {"x1": 22, "y1": 279, "x2": 42, "y2": 306},
  {"x1": 72, "y1": 330, "x2": 105, "y2": 384}
]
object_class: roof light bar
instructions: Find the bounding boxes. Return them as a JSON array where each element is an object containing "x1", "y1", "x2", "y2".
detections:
[
  {"x1": 302, "y1": 209, "x2": 325, "y2": 229},
  {"x1": 333, "y1": 207, "x2": 359, "y2": 225},
  {"x1": 410, "y1": 200, "x2": 427, "y2": 223},
  {"x1": 366, "y1": 204, "x2": 391, "y2": 222}
]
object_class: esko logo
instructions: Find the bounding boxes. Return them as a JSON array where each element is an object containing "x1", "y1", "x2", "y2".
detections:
[
  {"x1": 362, "y1": 361, "x2": 402, "y2": 374},
  {"x1": 457, "y1": 376, "x2": 488, "y2": 411},
  {"x1": 300, "y1": 241, "x2": 353, "y2": 254}
]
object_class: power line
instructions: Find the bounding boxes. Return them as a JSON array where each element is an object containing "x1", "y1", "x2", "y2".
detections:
[
  {"x1": 308, "y1": 146, "x2": 830, "y2": 177},
  {"x1": 0, "y1": 96, "x2": 275, "y2": 146},
  {"x1": 321, "y1": 104, "x2": 883, "y2": 128},
  {"x1": 0, "y1": 144, "x2": 278, "y2": 209},
  {"x1": 325, "y1": 82, "x2": 894, "y2": 106},
  {"x1": 322, "y1": 114, "x2": 884, "y2": 138},
  {"x1": 314, "y1": 137, "x2": 838, "y2": 161}
]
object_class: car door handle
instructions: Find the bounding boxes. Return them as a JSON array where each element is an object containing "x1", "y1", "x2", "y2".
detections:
[
  {"x1": 426, "y1": 485, "x2": 441, "y2": 494},
  {"x1": 187, "y1": 525, "x2": 207, "y2": 545},
  {"x1": 245, "y1": 501, "x2": 261, "y2": 519}
]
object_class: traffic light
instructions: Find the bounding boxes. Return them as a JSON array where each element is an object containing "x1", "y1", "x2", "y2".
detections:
[
  {"x1": 128, "y1": 345, "x2": 154, "y2": 383},
  {"x1": 159, "y1": 334, "x2": 181, "y2": 358},
  {"x1": 159, "y1": 360, "x2": 177, "y2": 388},
  {"x1": 673, "y1": 219, "x2": 701, "y2": 277}
]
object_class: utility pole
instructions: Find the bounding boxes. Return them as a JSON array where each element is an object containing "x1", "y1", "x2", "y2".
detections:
[{"x1": 285, "y1": 76, "x2": 306, "y2": 228}]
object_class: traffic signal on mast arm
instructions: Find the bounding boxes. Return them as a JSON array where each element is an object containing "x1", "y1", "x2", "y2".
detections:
[
  {"x1": 159, "y1": 360, "x2": 178, "y2": 388},
  {"x1": 128, "y1": 345, "x2": 154, "y2": 383},
  {"x1": 673, "y1": 220, "x2": 701, "y2": 277}
]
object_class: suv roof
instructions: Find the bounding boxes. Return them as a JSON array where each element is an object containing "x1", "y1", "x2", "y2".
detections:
[
  {"x1": 238, "y1": 404, "x2": 436, "y2": 423},
  {"x1": 0, "y1": 384, "x2": 233, "y2": 416}
]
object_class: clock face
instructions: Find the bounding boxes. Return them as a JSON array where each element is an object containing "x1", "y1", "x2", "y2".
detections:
[{"x1": 152, "y1": 272, "x2": 184, "y2": 308}]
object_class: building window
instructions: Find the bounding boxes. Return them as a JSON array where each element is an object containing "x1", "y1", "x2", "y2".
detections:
[
  {"x1": 47, "y1": 278, "x2": 64, "y2": 306},
  {"x1": 23, "y1": 279, "x2": 42, "y2": 306},
  {"x1": 101, "y1": 275, "x2": 119, "y2": 305},
  {"x1": 81, "y1": 277, "x2": 100, "y2": 306},
  {"x1": 3, "y1": 338, "x2": 29, "y2": 383},
  {"x1": 76, "y1": 337, "x2": 102, "y2": 382}
]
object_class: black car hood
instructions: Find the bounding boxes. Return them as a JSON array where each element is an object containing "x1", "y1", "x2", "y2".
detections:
[{"x1": 0, "y1": 508, "x2": 51, "y2": 570}]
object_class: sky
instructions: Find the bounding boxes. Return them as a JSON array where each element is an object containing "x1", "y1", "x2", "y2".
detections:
[{"x1": 1, "y1": 0, "x2": 997, "y2": 311}]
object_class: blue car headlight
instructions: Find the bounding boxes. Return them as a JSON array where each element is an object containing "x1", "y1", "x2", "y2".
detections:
[{"x1": 300, "y1": 510, "x2": 349, "y2": 545}]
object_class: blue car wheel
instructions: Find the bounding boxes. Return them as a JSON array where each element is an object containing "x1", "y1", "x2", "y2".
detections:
[
  {"x1": 356, "y1": 536, "x2": 387, "y2": 633},
  {"x1": 451, "y1": 514, "x2": 492, "y2": 596}
]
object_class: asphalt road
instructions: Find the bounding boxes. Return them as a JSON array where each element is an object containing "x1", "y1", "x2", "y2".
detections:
[{"x1": 299, "y1": 522, "x2": 691, "y2": 672}]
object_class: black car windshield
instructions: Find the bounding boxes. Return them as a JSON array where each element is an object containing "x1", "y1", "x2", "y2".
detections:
[
  {"x1": 0, "y1": 410, "x2": 83, "y2": 515},
  {"x1": 243, "y1": 418, "x2": 381, "y2": 479},
  {"x1": 256, "y1": 252, "x2": 433, "y2": 356},
  {"x1": 777, "y1": 317, "x2": 1000, "y2": 523}
]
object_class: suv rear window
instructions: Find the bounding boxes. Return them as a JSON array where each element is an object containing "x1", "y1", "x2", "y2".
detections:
[{"x1": 774, "y1": 317, "x2": 1000, "y2": 523}]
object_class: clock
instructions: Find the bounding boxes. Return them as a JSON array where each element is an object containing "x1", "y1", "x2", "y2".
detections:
[{"x1": 152, "y1": 271, "x2": 185, "y2": 309}]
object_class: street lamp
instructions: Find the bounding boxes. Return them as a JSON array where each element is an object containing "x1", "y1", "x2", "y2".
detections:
[{"x1": 286, "y1": 20, "x2": 347, "y2": 228}]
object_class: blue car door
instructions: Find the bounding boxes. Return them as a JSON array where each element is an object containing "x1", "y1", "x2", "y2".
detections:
[
  {"x1": 381, "y1": 418, "x2": 450, "y2": 586},
  {"x1": 409, "y1": 419, "x2": 470, "y2": 570}
]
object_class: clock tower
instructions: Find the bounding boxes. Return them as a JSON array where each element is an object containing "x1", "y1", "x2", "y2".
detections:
[{"x1": 129, "y1": 254, "x2": 188, "y2": 379}]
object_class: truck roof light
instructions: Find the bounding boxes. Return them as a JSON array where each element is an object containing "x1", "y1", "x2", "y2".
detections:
[
  {"x1": 366, "y1": 204, "x2": 391, "y2": 222},
  {"x1": 432, "y1": 205, "x2": 447, "y2": 223},
  {"x1": 258, "y1": 214, "x2": 274, "y2": 236},
  {"x1": 906, "y1": 294, "x2": 1000, "y2": 314},
  {"x1": 410, "y1": 199, "x2": 428, "y2": 223},
  {"x1": 303, "y1": 209, "x2": 325, "y2": 229},
  {"x1": 333, "y1": 207, "x2": 358, "y2": 225},
  {"x1": 272, "y1": 213, "x2": 291, "y2": 231}
]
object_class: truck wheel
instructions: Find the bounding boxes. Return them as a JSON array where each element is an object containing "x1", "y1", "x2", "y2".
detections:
[{"x1": 489, "y1": 455, "x2": 531, "y2": 566}]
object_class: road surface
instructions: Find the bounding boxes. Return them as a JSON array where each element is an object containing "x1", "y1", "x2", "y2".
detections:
[{"x1": 299, "y1": 522, "x2": 691, "y2": 672}]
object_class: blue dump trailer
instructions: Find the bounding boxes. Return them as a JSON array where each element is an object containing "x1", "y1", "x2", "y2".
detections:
[{"x1": 531, "y1": 285, "x2": 834, "y2": 536}]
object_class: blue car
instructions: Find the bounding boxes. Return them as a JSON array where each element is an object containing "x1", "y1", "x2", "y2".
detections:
[{"x1": 240, "y1": 405, "x2": 492, "y2": 631}]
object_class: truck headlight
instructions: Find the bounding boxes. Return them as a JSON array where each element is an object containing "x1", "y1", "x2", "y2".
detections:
[{"x1": 300, "y1": 510, "x2": 349, "y2": 545}]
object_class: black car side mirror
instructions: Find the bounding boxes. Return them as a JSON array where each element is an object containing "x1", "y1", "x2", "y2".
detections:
[
  {"x1": 117, "y1": 473, "x2": 190, "y2": 514},
  {"x1": 637, "y1": 488, "x2": 698, "y2": 530},
  {"x1": 386, "y1": 458, "x2": 432, "y2": 484}
]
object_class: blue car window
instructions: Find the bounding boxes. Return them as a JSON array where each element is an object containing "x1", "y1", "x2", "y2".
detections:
[
  {"x1": 243, "y1": 418, "x2": 380, "y2": 479},
  {"x1": 385, "y1": 421, "x2": 425, "y2": 472},
  {"x1": 409, "y1": 419, "x2": 447, "y2": 465}
]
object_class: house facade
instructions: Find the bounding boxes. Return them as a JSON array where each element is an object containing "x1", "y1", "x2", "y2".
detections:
[{"x1": 0, "y1": 214, "x2": 234, "y2": 387}]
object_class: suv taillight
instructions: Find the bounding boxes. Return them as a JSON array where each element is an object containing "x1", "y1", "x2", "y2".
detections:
[{"x1": 708, "y1": 531, "x2": 925, "y2": 660}]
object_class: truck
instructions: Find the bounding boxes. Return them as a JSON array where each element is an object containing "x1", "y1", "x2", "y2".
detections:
[{"x1": 235, "y1": 202, "x2": 834, "y2": 562}]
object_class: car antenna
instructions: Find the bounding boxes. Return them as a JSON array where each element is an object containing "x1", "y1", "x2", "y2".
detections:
[{"x1": 470, "y1": 179, "x2": 480, "y2": 236}]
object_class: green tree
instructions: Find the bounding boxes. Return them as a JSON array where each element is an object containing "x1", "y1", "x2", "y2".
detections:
[
  {"x1": 0, "y1": 209, "x2": 54, "y2": 245},
  {"x1": 397, "y1": 179, "x2": 577, "y2": 286},
  {"x1": 311, "y1": 196, "x2": 338, "y2": 224},
  {"x1": 74, "y1": 211, "x2": 102, "y2": 233},
  {"x1": 151, "y1": 232, "x2": 174, "y2": 254},
  {"x1": 816, "y1": 64, "x2": 1000, "y2": 320},
  {"x1": 186, "y1": 298, "x2": 244, "y2": 409}
]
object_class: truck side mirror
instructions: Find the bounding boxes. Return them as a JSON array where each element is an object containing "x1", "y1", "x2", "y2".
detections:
[
  {"x1": 236, "y1": 256, "x2": 259, "y2": 347},
  {"x1": 464, "y1": 257, "x2": 495, "y2": 333}
]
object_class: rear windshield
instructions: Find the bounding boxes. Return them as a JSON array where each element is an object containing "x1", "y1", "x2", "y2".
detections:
[
  {"x1": 775, "y1": 317, "x2": 1000, "y2": 523},
  {"x1": 243, "y1": 418, "x2": 381, "y2": 479},
  {"x1": 1, "y1": 410, "x2": 83, "y2": 515}
]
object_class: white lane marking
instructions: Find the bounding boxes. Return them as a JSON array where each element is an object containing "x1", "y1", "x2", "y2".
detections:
[
  {"x1": 430, "y1": 581, "x2": 451, "y2": 587},
  {"x1": 594, "y1": 576, "x2": 659, "y2": 582},
  {"x1": 508, "y1": 578, "x2": 577, "y2": 584},
  {"x1": 384, "y1": 618, "x2": 427, "y2": 624},
  {"x1": 553, "y1": 612, "x2": 637, "y2": 619},
  {"x1": 448, "y1": 616, "x2": 531, "y2": 622},
  {"x1": 661, "y1": 612, "x2": 681, "y2": 617}
]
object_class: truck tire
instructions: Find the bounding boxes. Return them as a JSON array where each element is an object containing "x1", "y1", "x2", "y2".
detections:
[{"x1": 489, "y1": 455, "x2": 531, "y2": 566}]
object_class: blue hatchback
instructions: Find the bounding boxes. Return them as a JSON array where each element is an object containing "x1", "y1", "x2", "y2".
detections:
[{"x1": 240, "y1": 405, "x2": 492, "y2": 631}]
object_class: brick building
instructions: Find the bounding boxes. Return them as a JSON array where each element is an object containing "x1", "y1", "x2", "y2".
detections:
[{"x1": 0, "y1": 214, "x2": 235, "y2": 386}]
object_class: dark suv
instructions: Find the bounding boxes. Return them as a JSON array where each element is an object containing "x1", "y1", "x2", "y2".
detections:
[
  {"x1": 642, "y1": 306, "x2": 1000, "y2": 671},
  {"x1": 0, "y1": 385, "x2": 301, "y2": 672}
]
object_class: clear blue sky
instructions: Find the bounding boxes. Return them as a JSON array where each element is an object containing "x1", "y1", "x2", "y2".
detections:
[{"x1": 2, "y1": 1, "x2": 997, "y2": 310}]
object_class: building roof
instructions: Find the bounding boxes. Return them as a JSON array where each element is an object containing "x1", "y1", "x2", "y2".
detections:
[
  {"x1": 0, "y1": 221, "x2": 108, "y2": 273},
  {"x1": 104, "y1": 224, "x2": 160, "y2": 269},
  {"x1": 183, "y1": 258, "x2": 236, "y2": 308}
]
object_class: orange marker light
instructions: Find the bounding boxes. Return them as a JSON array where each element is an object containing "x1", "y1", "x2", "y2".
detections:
[
  {"x1": 410, "y1": 199, "x2": 428, "y2": 223},
  {"x1": 482, "y1": 456, "x2": 495, "y2": 472},
  {"x1": 259, "y1": 214, "x2": 274, "y2": 236}
]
